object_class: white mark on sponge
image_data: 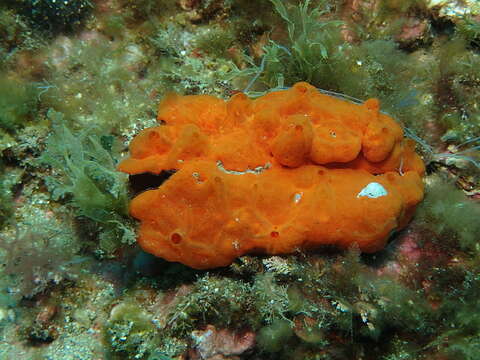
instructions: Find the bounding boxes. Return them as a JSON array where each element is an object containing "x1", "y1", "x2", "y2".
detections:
[
  {"x1": 357, "y1": 182, "x2": 388, "y2": 199},
  {"x1": 293, "y1": 192, "x2": 303, "y2": 204}
]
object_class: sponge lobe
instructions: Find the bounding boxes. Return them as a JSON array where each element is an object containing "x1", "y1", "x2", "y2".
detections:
[{"x1": 119, "y1": 82, "x2": 425, "y2": 269}]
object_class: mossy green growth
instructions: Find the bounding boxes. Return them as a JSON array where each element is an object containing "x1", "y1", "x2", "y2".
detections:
[
  {"x1": 105, "y1": 301, "x2": 157, "y2": 359},
  {"x1": 194, "y1": 26, "x2": 236, "y2": 58},
  {"x1": 0, "y1": 75, "x2": 38, "y2": 133},
  {"x1": 0, "y1": 160, "x2": 13, "y2": 229},
  {"x1": 415, "y1": 176, "x2": 480, "y2": 254},
  {"x1": 168, "y1": 274, "x2": 254, "y2": 335},
  {"x1": 301, "y1": 248, "x2": 435, "y2": 342},
  {"x1": 0, "y1": 9, "x2": 35, "y2": 66},
  {"x1": 148, "y1": 24, "x2": 233, "y2": 96},
  {"x1": 164, "y1": 269, "x2": 306, "y2": 346},
  {"x1": 333, "y1": 40, "x2": 418, "y2": 110},
  {"x1": 233, "y1": 0, "x2": 343, "y2": 94},
  {"x1": 39, "y1": 109, "x2": 135, "y2": 256},
  {"x1": 355, "y1": 0, "x2": 429, "y2": 42},
  {"x1": 429, "y1": 267, "x2": 480, "y2": 360},
  {"x1": 253, "y1": 272, "x2": 291, "y2": 324},
  {"x1": 41, "y1": 37, "x2": 156, "y2": 134},
  {"x1": 432, "y1": 37, "x2": 480, "y2": 143},
  {"x1": 456, "y1": 16, "x2": 480, "y2": 47},
  {"x1": 117, "y1": 0, "x2": 178, "y2": 23},
  {"x1": 257, "y1": 318, "x2": 294, "y2": 353},
  {"x1": 377, "y1": 0, "x2": 427, "y2": 13}
]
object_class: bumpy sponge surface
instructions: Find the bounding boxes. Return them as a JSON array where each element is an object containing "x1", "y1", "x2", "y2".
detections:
[{"x1": 119, "y1": 82, "x2": 425, "y2": 269}]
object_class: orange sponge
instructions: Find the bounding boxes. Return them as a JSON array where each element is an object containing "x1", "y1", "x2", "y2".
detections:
[{"x1": 119, "y1": 82, "x2": 425, "y2": 269}]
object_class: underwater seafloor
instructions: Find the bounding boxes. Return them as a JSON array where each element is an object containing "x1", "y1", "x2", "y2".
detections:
[{"x1": 1, "y1": 0, "x2": 480, "y2": 359}]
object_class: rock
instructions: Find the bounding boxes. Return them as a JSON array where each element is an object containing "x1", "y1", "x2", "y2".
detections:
[{"x1": 190, "y1": 325, "x2": 255, "y2": 360}]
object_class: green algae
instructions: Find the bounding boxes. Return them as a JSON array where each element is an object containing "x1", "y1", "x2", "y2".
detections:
[
  {"x1": 416, "y1": 176, "x2": 480, "y2": 254},
  {"x1": 0, "y1": 76, "x2": 38, "y2": 134},
  {"x1": 232, "y1": 0, "x2": 343, "y2": 94},
  {"x1": 105, "y1": 302, "x2": 157, "y2": 359},
  {"x1": 257, "y1": 319, "x2": 294, "y2": 353},
  {"x1": 457, "y1": 15, "x2": 480, "y2": 47},
  {"x1": 39, "y1": 109, "x2": 135, "y2": 256},
  {"x1": 0, "y1": 161, "x2": 15, "y2": 229}
]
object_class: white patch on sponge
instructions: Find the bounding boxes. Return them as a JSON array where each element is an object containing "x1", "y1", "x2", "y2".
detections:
[{"x1": 357, "y1": 182, "x2": 388, "y2": 199}]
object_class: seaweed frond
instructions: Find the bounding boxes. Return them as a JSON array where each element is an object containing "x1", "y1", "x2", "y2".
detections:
[{"x1": 39, "y1": 109, "x2": 135, "y2": 255}]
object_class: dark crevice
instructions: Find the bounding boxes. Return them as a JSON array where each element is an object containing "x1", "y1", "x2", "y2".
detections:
[{"x1": 128, "y1": 170, "x2": 176, "y2": 195}]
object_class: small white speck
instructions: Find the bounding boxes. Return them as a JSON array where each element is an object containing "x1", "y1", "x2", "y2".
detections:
[
  {"x1": 180, "y1": 50, "x2": 186, "y2": 56},
  {"x1": 192, "y1": 172, "x2": 202, "y2": 182},
  {"x1": 357, "y1": 182, "x2": 388, "y2": 199},
  {"x1": 293, "y1": 192, "x2": 303, "y2": 203},
  {"x1": 232, "y1": 240, "x2": 240, "y2": 250}
]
